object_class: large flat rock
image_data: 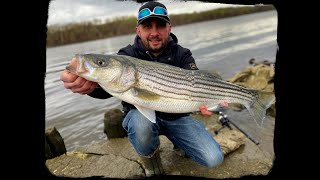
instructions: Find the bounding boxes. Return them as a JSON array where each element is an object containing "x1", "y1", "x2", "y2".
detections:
[{"x1": 46, "y1": 115, "x2": 274, "y2": 179}]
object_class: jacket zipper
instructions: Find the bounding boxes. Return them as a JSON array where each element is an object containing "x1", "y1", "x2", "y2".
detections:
[{"x1": 146, "y1": 51, "x2": 157, "y2": 62}]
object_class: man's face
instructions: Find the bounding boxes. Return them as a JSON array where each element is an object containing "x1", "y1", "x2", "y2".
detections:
[{"x1": 136, "y1": 18, "x2": 171, "y2": 54}]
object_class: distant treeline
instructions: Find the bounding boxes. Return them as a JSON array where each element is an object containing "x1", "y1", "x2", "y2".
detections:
[{"x1": 47, "y1": 5, "x2": 275, "y2": 47}]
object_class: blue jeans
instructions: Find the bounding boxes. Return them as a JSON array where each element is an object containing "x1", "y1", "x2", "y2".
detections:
[{"x1": 122, "y1": 109, "x2": 224, "y2": 168}]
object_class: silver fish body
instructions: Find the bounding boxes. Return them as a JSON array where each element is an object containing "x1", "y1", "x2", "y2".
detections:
[{"x1": 67, "y1": 53, "x2": 275, "y2": 127}]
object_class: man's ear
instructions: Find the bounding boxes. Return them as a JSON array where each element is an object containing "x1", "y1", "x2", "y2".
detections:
[{"x1": 135, "y1": 27, "x2": 140, "y2": 37}]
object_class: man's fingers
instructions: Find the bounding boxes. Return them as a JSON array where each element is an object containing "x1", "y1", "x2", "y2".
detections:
[
  {"x1": 80, "y1": 82, "x2": 97, "y2": 94},
  {"x1": 64, "y1": 76, "x2": 86, "y2": 89},
  {"x1": 69, "y1": 57, "x2": 78, "y2": 67},
  {"x1": 218, "y1": 101, "x2": 228, "y2": 107},
  {"x1": 60, "y1": 70, "x2": 78, "y2": 83},
  {"x1": 72, "y1": 81, "x2": 97, "y2": 94},
  {"x1": 199, "y1": 105, "x2": 213, "y2": 116}
]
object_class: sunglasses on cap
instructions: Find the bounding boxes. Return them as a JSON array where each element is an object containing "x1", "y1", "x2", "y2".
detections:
[{"x1": 138, "y1": 6, "x2": 168, "y2": 21}]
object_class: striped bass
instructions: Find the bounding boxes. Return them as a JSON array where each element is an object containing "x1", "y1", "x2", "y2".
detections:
[{"x1": 66, "y1": 53, "x2": 275, "y2": 127}]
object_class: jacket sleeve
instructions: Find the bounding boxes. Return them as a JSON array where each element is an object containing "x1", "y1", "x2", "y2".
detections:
[
  {"x1": 180, "y1": 48, "x2": 199, "y2": 70},
  {"x1": 117, "y1": 44, "x2": 134, "y2": 56},
  {"x1": 87, "y1": 85, "x2": 112, "y2": 99}
]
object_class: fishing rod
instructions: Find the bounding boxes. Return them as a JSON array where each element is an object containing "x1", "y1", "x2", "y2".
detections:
[{"x1": 214, "y1": 111, "x2": 260, "y2": 145}]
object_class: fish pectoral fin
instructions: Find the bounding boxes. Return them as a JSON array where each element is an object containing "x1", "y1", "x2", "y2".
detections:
[
  {"x1": 135, "y1": 105, "x2": 156, "y2": 123},
  {"x1": 131, "y1": 88, "x2": 161, "y2": 101}
]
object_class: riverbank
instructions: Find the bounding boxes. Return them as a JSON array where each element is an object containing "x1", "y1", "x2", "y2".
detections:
[
  {"x1": 47, "y1": 5, "x2": 275, "y2": 47},
  {"x1": 45, "y1": 61, "x2": 276, "y2": 178}
]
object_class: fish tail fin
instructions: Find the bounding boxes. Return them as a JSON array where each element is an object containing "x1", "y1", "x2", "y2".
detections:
[{"x1": 246, "y1": 90, "x2": 275, "y2": 128}]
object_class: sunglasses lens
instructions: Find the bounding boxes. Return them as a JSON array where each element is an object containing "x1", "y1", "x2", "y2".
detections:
[
  {"x1": 138, "y1": 9, "x2": 151, "y2": 20},
  {"x1": 153, "y1": 7, "x2": 167, "y2": 15}
]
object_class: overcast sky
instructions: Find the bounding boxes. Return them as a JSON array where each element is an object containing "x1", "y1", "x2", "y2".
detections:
[{"x1": 47, "y1": 0, "x2": 247, "y2": 26}]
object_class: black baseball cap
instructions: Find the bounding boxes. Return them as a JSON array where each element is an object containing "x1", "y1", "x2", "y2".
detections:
[{"x1": 137, "y1": 1, "x2": 170, "y2": 25}]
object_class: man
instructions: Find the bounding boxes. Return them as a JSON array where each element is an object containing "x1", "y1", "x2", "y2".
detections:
[{"x1": 60, "y1": 1, "x2": 224, "y2": 176}]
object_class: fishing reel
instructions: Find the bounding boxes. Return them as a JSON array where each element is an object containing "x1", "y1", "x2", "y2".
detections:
[{"x1": 215, "y1": 111, "x2": 232, "y2": 132}]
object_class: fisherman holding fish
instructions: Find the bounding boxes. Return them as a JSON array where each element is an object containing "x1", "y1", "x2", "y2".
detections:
[{"x1": 61, "y1": 1, "x2": 226, "y2": 176}]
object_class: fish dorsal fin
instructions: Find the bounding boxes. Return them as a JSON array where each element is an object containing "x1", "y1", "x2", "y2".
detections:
[
  {"x1": 134, "y1": 105, "x2": 156, "y2": 123},
  {"x1": 197, "y1": 70, "x2": 223, "y2": 80}
]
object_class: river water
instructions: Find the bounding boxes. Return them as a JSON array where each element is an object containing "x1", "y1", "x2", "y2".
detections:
[{"x1": 45, "y1": 10, "x2": 278, "y2": 151}]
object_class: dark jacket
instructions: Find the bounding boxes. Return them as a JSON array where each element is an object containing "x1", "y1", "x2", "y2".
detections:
[{"x1": 88, "y1": 33, "x2": 199, "y2": 120}]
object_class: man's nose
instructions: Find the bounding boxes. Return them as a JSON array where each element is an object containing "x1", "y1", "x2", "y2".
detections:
[{"x1": 150, "y1": 25, "x2": 160, "y2": 36}]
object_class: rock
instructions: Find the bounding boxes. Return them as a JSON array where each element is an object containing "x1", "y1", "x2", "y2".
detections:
[
  {"x1": 45, "y1": 127, "x2": 67, "y2": 159},
  {"x1": 226, "y1": 68, "x2": 252, "y2": 83},
  {"x1": 229, "y1": 103, "x2": 245, "y2": 112},
  {"x1": 263, "y1": 83, "x2": 274, "y2": 92},
  {"x1": 249, "y1": 58, "x2": 274, "y2": 66},
  {"x1": 46, "y1": 152, "x2": 144, "y2": 178},
  {"x1": 226, "y1": 62, "x2": 275, "y2": 114},
  {"x1": 45, "y1": 137, "x2": 54, "y2": 159},
  {"x1": 46, "y1": 137, "x2": 145, "y2": 178},
  {"x1": 104, "y1": 109, "x2": 127, "y2": 139},
  {"x1": 213, "y1": 129, "x2": 246, "y2": 155},
  {"x1": 266, "y1": 103, "x2": 276, "y2": 117},
  {"x1": 46, "y1": 128, "x2": 256, "y2": 179},
  {"x1": 227, "y1": 64, "x2": 274, "y2": 90}
]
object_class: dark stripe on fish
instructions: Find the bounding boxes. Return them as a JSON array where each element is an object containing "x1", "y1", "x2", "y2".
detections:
[
  {"x1": 142, "y1": 76, "x2": 255, "y2": 103},
  {"x1": 139, "y1": 70, "x2": 256, "y2": 101}
]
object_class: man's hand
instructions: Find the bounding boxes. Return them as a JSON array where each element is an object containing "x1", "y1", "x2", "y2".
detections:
[
  {"x1": 199, "y1": 101, "x2": 228, "y2": 116},
  {"x1": 60, "y1": 58, "x2": 97, "y2": 95},
  {"x1": 199, "y1": 105, "x2": 213, "y2": 116}
]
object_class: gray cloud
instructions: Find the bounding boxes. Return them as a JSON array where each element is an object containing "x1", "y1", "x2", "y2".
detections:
[{"x1": 48, "y1": 0, "x2": 245, "y2": 26}]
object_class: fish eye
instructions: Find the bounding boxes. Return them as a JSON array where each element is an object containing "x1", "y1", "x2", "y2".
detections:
[{"x1": 97, "y1": 60, "x2": 104, "y2": 66}]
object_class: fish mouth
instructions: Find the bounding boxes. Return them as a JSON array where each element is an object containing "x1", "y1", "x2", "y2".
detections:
[
  {"x1": 65, "y1": 54, "x2": 88, "y2": 75},
  {"x1": 65, "y1": 54, "x2": 98, "y2": 82},
  {"x1": 65, "y1": 65, "x2": 77, "y2": 74}
]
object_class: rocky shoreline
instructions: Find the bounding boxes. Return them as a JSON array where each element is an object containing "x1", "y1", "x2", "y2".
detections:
[
  {"x1": 46, "y1": 127, "x2": 273, "y2": 178},
  {"x1": 45, "y1": 60, "x2": 275, "y2": 179}
]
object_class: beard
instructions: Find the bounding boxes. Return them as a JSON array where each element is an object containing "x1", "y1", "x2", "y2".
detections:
[
  {"x1": 148, "y1": 45, "x2": 165, "y2": 53},
  {"x1": 143, "y1": 36, "x2": 168, "y2": 53}
]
